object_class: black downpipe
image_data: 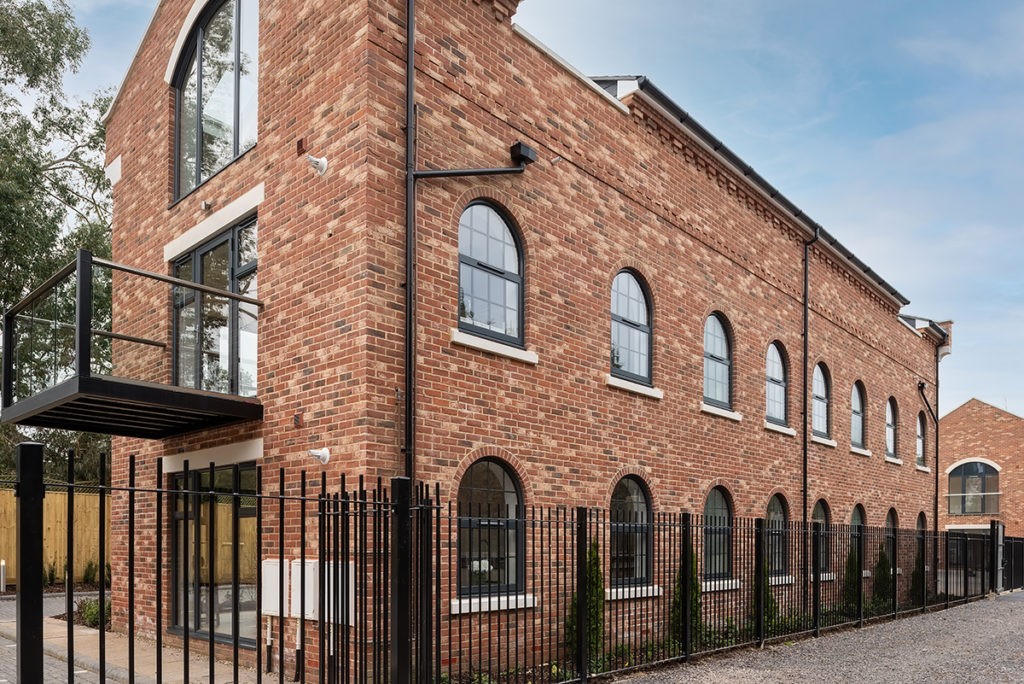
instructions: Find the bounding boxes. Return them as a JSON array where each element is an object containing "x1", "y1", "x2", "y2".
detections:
[
  {"x1": 404, "y1": 0, "x2": 417, "y2": 481},
  {"x1": 918, "y1": 342, "x2": 945, "y2": 595},
  {"x1": 801, "y1": 227, "x2": 819, "y2": 611}
]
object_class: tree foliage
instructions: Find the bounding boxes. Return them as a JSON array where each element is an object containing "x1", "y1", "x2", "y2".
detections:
[{"x1": 0, "y1": 0, "x2": 111, "y2": 482}]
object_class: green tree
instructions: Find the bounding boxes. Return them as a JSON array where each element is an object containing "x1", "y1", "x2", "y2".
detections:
[
  {"x1": 0, "y1": 0, "x2": 111, "y2": 482},
  {"x1": 842, "y1": 541, "x2": 860, "y2": 617},
  {"x1": 565, "y1": 539, "x2": 605, "y2": 673},
  {"x1": 871, "y1": 543, "x2": 894, "y2": 614}
]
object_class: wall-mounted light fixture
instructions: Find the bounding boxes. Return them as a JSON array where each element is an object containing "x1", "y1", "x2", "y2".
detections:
[
  {"x1": 305, "y1": 154, "x2": 328, "y2": 176},
  {"x1": 308, "y1": 447, "x2": 330, "y2": 465}
]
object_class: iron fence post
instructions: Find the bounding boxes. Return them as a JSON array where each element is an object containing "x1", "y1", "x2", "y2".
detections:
[
  {"x1": 891, "y1": 526, "x2": 898, "y2": 615},
  {"x1": 416, "y1": 491, "x2": 433, "y2": 684},
  {"x1": 943, "y1": 532, "x2": 950, "y2": 608},
  {"x1": 391, "y1": 477, "x2": 413, "y2": 684},
  {"x1": 15, "y1": 442, "x2": 44, "y2": 684},
  {"x1": 856, "y1": 526, "x2": 864, "y2": 627},
  {"x1": 990, "y1": 520, "x2": 1000, "y2": 594},
  {"x1": 576, "y1": 506, "x2": 589, "y2": 682},
  {"x1": 754, "y1": 518, "x2": 765, "y2": 646},
  {"x1": 75, "y1": 250, "x2": 93, "y2": 379},
  {"x1": 681, "y1": 512, "x2": 692, "y2": 659},
  {"x1": 812, "y1": 522, "x2": 821, "y2": 637}
]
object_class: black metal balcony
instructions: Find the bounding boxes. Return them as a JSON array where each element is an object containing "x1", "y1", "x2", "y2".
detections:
[{"x1": 2, "y1": 251, "x2": 263, "y2": 439}]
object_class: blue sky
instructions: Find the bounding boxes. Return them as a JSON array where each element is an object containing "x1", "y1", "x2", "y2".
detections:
[{"x1": 68, "y1": 1, "x2": 1024, "y2": 417}]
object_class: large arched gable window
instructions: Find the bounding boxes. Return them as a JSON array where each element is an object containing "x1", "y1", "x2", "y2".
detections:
[
  {"x1": 703, "y1": 313, "x2": 732, "y2": 409},
  {"x1": 948, "y1": 461, "x2": 1000, "y2": 515},
  {"x1": 457, "y1": 459, "x2": 524, "y2": 595},
  {"x1": 173, "y1": 0, "x2": 259, "y2": 197},
  {"x1": 812, "y1": 363, "x2": 831, "y2": 438},
  {"x1": 850, "y1": 382, "x2": 866, "y2": 449},
  {"x1": 610, "y1": 476, "x2": 653, "y2": 585},
  {"x1": 457, "y1": 202, "x2": 524, "y2": 346},
  {"x1": 765, "y1": 342, "x2": 788, "y2": 425},
  {"x1": 703, "y1": 486, "x2": 732, "y2": 580},
  {"x1": 610, "y1": 271, "x2": 653, "y2": 385}
]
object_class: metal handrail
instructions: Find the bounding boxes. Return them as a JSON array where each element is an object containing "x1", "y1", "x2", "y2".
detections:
[
  {"x1": 94, "y1": 257, "x2": 264, "y2": 308},
  {"x1": 13, "y1": 314, "x2": 167, "y2": 349}
]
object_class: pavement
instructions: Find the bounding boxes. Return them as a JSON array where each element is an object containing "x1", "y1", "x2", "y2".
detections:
[{"x1": 0, "y1": 593, "x2": 259, "y2": 683}]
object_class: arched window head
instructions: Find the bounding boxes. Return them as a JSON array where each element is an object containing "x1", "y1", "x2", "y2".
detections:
[
  {"x1": 916, "y1": 412, "x2": 927, "y2": 467},
  {"x1": 765, "y1": 342, "x2": 788, "y2": 425},
  {"x1": 703, "y1": 314, "x2": 732, "y2": 408},
  {"x1": 916, "y1": 512, "x2": 927, "y2": 532},
  {"x1": 884, "y1": 508, "x2": 898, "y2": 565},
  {"x1": 457, "y1": 459, "x2": 523, "y2": 594},
  {"x1": 610, "y1": 476, "x2": 652, "y2": 584},
  {"x1": 812, "y1": 364, "x2": 831, "y2": 438},
  {"x1": 948, "y1": 461, "x2": 999, "y2": 515},
  {"x1": 851, "y1": 504, "x2": 865, "y2": 529},
  {"x1": 457, "y1": 202, "x2": 524, "y2": 346},
  {"x1": 850, "y1": 382, "x2": 866, "y2": 448},
  {"x1": 610, "y1": 271, "x2": 652, "y2": 384},
  {"x1": 174, "y1": 0, "x2": 259, "y2": 197},
  {"x1": 703, "y1": 486, "x2": 732, "y2": 580},
  {"x1": 885, "y1": 398, "x2": 899, "y2": 459},
  {"x1": 766, "y1": 494, "x2": 788, "y2": 576}
]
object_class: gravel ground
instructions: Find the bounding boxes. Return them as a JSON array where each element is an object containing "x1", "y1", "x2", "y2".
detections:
[{"x1": 615, "y1": 591, "x2": 1024, "y2": 683}]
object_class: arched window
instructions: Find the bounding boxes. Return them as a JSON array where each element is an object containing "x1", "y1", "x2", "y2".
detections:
[
  {"x1": 457, "y1": 203, "x2": 524, "y2": 346},
  {"x1": 766, "y1": 494, "x2": 788, "y2": 576},
  {"x1": 610, "y1": 476, "x2": 652, "y2": 585},
  {"x1": 457, "y1": 459, "x2": 523, "y2": 595},
  {"x1": 850, "y1": 504, "x2": 866, "y2": 553},
  {"x1": 916, "y1": 412, "x2": 927, "y2": 467},
  {"x1": 812, "y1": 363, "x2": 831, "y2": 438},
  {"x1": 885, "y1": 398, "x2": 899, "y2": 459},
  {"x1": 174, "y1": 0, "x2": 259, "y2": 197},
  {"x1": 850, "y1": 382, "x2": 866, "y2": 448},
  {"x1": 703, "y1": 487, "x2": 732, "y2": 580},
  {"x1": 885, "y1": 508, "x2": 899, "y2": 567},
  {"x1": 948, "y1": 461, "x2": 1000, "y2": 515},
  {"x1": 703, "y1": 314, "x2": 732, "y2": 408},
  {"x1": 812, "y1": 499, "x2": 831, "y2": 572},
  {"x1": 914, "y1": 512, "x2": 927, "y2": 604},
  {"x1": 610, "y1": 271, "x2": 652, "y2": 384},
  {"x1": 765, "y1": 342, "x2": 788, "y2": 425}
]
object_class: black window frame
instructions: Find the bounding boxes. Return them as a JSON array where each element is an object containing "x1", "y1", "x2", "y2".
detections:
[
  {"x1": 456, "y1": 201, "x2": 525, "y2": 348},
  {"x1": 703, "y1": 313, "x2": 733, "y2": 409},
  {"x1": 948, "y1": 461, "x2": 1000, "y2": 515},
  {"x1": 456, "y1": 458, "x2": 526, "y2": 597},
  {"x1": 172, "y1": 216, "x2": 258, "y2": 396},
  {"x1": 766, "y1": 494, "x2": 788, "y2": 576},
  {"x1": 916, "y1": 412, "x2": 926, "y2": 467},
  {"x1": 610, "y1": 270, "x2": 653, "y2": 386},
  {"x1": 170, "y1": 461, "x2": 258, "y2": 647},
  {"x1": 812, "y1": 363, "x2": 831, "y2": 438},
  {"x1": 703, "y1": 486, "x2": 733, "y2": 581},
  {"x1": 850, "y1": 381, "x2": 866, "y2": 448},
  {"x1": 609, "y1": 475, "x2": 654, "y2": 586},
  {"x1": 765, "y1": 342, "x2": 788, "y2": 426},
  {"x1": 885, "y1": 508, "x2": 898, "y2": 566},
  {"x1": 172, "y1": 0, "x2": 259, "y2": 200},
  {"x1": 811, "y1": 499, "x2": 831, "y2": 572}
]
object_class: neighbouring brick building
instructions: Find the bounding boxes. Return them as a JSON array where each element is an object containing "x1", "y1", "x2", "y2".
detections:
[
  {"x1": 941, "y1": 399, "x2": 1024, "y2": 537},
  {"x1": 1, "y1": 0, "x2": 952, "y2": 675}
]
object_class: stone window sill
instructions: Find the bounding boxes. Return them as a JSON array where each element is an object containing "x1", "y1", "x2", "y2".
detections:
[
  {"x1": 811, "y1": 434, "x2": 838, "y2": 448},
  {"x1": 701, "y1": 578, "x2": 740, "y2": 593},
  {"x1": 850, "y1": 446, "x2": 872, "y2": 458},
  {"x1": 450, "y1": 593, "x2": 537, "y2": 615},
  {"x1": 764, "y1": 421, "x2": 796, "y2": 437},
  {"x1": 885, "y1": 456, "x2": 903, "y2": 466},
  {"x1": 605, "y1": 585, "x2": 663, "y2": 601},
  {"x1": 451, "y1": 329, "x2": 539, "y2": 365},
  {"x1": 606, "y1": 374, "x2": 664, "y2": 399},
  {"x1": 916, "y1": 465, "x2": 931, "y2": 473},
  {"x1": 701, "y1": 403, "x2": 743, "y2": 422}
]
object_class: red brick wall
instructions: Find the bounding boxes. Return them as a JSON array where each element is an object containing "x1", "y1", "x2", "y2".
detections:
[
  {"x1": 102, "y1": 0, "x2": 944, "y2": 663},
  {"x1": 940, "y1": 399, "x2": 1024, "y2": 537}
]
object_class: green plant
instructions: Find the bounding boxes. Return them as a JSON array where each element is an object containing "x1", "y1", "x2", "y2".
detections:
[
  {"x1": 104, "y1": 562, "x2": 111, "y2": 589},
  {"x1": 82, "y1": 559, "x2": 97, "y2": 586},
  {"x1": 748, "y1": 550, "x2": 779, "y2": 636},
  {"x1": 910, "y1": 544, "x2": 926, "y2": 606},
  {"x1": 871, "y1": 543, "x2": 893, "y2": 614},
  {"x1": 45, "y1": 561, "x2": 57, "y2": 586},
  {"x1": 669, "y1": 546, "x2": 702, "y2": 651},
  {"x1": 564, "y1": 539, "x2": 604, "y2": 672},
  {"x1": 79, "y1": 597, "x2": 110, "y2": 630}
]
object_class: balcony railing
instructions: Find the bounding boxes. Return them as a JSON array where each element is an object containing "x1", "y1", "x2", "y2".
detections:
[
  {"x1": 947, "y1": 492, "x2": 1000, "y2": 516},
  {"x1": 2, "y1": 250, "x2": 263, "y2": 439}
]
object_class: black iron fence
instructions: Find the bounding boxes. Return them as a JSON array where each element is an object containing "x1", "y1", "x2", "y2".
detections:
[{"x1": 6, "y1": 445, "x2": 1021, "y2": 683}]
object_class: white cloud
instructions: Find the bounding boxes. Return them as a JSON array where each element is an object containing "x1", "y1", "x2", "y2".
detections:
[{"x1": 901, "y1": 4, "x2": 1024, "y2": 78}]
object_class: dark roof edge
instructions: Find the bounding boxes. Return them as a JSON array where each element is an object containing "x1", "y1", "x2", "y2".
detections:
[{"x1": 630, "y1": 76, "x2": 911, "y2": 308}]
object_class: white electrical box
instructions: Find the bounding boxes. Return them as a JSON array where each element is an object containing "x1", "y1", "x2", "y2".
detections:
[
  {"x1": 288, "y1": 559, "x2": 354, "y2": 625},
  {"x1": 260, "y1": 559, "x2": 289, "y2": 617}
]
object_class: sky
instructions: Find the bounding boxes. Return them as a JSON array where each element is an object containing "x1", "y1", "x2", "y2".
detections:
[{"x1": 66, "y1": 0, "x2": 1024, "y2": 418}]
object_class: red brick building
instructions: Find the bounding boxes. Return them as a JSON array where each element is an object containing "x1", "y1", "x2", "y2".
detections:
[
  {"x1": 940, "y1": 399, "x2": 1024, "y2": 537},
  {"x1": 2, "y1": 0, "x2": 951, "y2": 673}
]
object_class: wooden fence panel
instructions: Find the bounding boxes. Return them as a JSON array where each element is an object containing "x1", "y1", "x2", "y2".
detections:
[{"x1": 0, "y1": 488, "x2": 111, "y2": 586}]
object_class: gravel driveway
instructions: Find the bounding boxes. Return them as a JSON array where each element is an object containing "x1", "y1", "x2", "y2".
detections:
[{"x1": 615, "y1": 592, "x2": 1024, "y2": 683}]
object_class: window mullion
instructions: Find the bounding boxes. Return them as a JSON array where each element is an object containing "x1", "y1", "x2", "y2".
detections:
[
  {"x1": 194, "y1": 27, "x2": 204, "y2": 189},
  {"x1": 233, "y1": 0, "x2": 241, "y2": 158}
]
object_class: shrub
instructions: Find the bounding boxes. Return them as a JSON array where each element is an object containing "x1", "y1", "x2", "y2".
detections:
[
  {"x1": 910, "y1": 544, "x2": 926, "y2": 606},
  {"x1": 45, "y1": 561, "x2": 57, "y2": 586},
  {"x1": 842, "y1": 542, "x2": 860, "y2": 616},
  {"x1": 82, "y1": 559, "x2": 97, "y2": 586},
  {"x1": 564, "y1": 539, "x2": 604, "y2": 672},
  {"x1": 104, "y1": 562, "x2": 111, "y2": 589},
  {"x1": 79, "y1": 597, "x2": 110, "y2": 630},
  {"x1": 669, "y1": 545, "x2": 702, "y2": 650},
  {"x1": 871, "y1": 543, "x2": 893, "y2": 614}
]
